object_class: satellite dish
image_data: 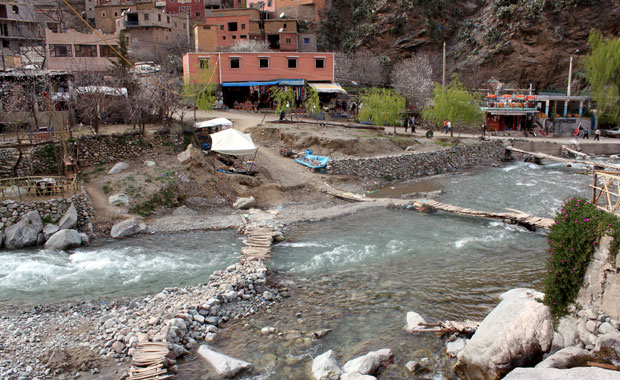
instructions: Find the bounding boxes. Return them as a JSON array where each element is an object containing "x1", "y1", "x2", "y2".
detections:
[
  {"x1": 279, "y1": 12, "x2": 285, "y2": 18},
  {"x1": 278, "y1": 27, "x2": 283, "y2": 32},
  {"x1": 352, "y1": 81, "x2": 358, "y2": 86}
]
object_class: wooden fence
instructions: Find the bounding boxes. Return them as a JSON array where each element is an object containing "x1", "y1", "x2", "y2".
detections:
[
  {"x1": 591, "y1": 170, "x2": 620, "y2": 215},
  {"x1": 0, "y1": 176, "x2": 77, "y2": 201}
]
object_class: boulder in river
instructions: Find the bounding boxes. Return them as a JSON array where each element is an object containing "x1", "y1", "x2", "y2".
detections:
[
  {"x1": 197, "y1": 345, "x2": 252, "y2": 378},
  {"x1": 110, "y1": 218, "x2": 146, "y2": 238},
  {"x1": 312, "y1": 350, "x2": 342, "y2": 380},
  {"x1": 4, "y1": 211, "x2": 43, "y2": 249},
  {"x1": 454, "y1": 288, "x2": 553, "y2": 380},
  {"x1": 44, "y1": 229, "x2": 82, "y2": 251},
  {"x1": 503, "y1": 367, "x2": 620, "y2": 380},
  {"x1": 108, "y1": 162, "x2": 129, "y2": 174},
  {"x1": 404, "y1": 311, "x2": 427, "y2": 333},
  {"x1": 43, "y1": 224, "x2": 60, "y2": 240},
  {"x1": 342, "y1": 349, "x2": 392, "y2": 376},
  {"x1": 58, "y1": 203, "x2": 77, "y2": 230}
]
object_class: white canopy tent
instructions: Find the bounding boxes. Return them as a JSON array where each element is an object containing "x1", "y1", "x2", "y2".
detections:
[
  {"x1": 195, "y1": 118, "x2": 233, "y2": 130},
  {"x1": 210, "y1": 128, "x2": 257, "y2": 156}
]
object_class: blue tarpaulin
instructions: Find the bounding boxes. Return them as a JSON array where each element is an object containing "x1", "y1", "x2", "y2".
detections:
[{"x1": 222, "y1": 79, "x2": 305, "y2": 87}]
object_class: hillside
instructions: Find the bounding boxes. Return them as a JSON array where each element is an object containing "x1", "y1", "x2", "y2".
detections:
[{"x1": 319, "y1": 0, "x2": 620, "y2": 91}]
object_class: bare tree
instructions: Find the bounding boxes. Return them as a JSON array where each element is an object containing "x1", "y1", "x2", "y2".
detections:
[
  {"x1": 149, "y1": 72, "x2": 182, "y2": 130},
  {"x1": 390, "y1": 53, "x2": 434, "y2": 111},
  {"x1": 71, "y1": 71, "x2": 126, "y2": 135},
  {"x1": 335, "y1": 50, "x2": 387, "y2": 87}
]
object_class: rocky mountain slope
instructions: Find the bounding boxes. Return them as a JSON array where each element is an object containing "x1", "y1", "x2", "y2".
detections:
[{"x1": 319, "y1": 0, "x2": 620, "y2": 90}]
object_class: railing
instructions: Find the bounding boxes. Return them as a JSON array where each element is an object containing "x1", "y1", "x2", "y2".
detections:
[
  {"x1": 0, "y1": 176, "x2": 77, "y2": 201},
  {"x1": 591, "y1": 170, "x2": 620, "y2": 215}
]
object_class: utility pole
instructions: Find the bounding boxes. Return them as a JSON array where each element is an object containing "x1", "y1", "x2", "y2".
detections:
[
  {"x1": 442, "y1": 42, "x2": 446, "y2": 86},
  {"x1": 567, "y1": 55, "x2": 573, "y2": 97}
]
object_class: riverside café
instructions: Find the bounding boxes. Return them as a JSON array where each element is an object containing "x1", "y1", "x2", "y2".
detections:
[{"x1": 481, "y1": 94, "x2": 539, "y2": 131}]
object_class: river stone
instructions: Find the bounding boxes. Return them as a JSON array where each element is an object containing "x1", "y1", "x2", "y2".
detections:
[
  {"x1": 404, "y1": 311, "x2": 426, "y2": 333},
  {"x1": 446, "y1": 338, "x2": 468, "y2": 358},
  {"x1": 109, "y1": 194, "x2": 129, "y2": 207},
  {"x1": 504, "y1": 367, "x2": 620, "y2": 380},
  {"x1": 44, "y1": 229, "x2": 82, "y2": 251},
  {"x1": 535, "y1": 347, "x2": 596, "y2": 369},
  {"x1": 341, "y1": 373, "x2": 376, "y2": 380},
  {"x1": 43, "y1": 224, "x2": 60, "y2": 240},
  {"x1": 4, "y1": 211, "x2": 44, "y2": 249},
  {"x1": 233, "y1": 196, "x2": 256, "y2": 210},
  {"x1": 108, "y1": 162, "x2": 129, "y2": 174},
  {"x1": 111, "y1": 218, "x2": 146, "y2": 238},
  {"x1": 454, "y1": 288, "x2": 553, "y2": 380},
  {"x1": 197, "y1": 345, "x2": 252, "y2": 378},
  {"x1": 311, "y1": 350, "x2": 342, "y2": 380},
  {"x1": 58, "y1": 203, "x2": 77, "y2": 230},
  {"x1": 594, "y1": 330, "x2": 620, "y2": 353},
  {"x1": 556, "y1": 316, "x2": 579, "y2": 347},
  {"x1": 342, "y1": 352, "x2": 381, "y2": 376},
  {"x1": 79, "y1": 233, "x2": 90, "y2": 246}
]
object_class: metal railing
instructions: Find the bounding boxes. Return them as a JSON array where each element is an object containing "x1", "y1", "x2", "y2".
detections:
[
  {"x1": 591, "y1": 170, "x2": 620, "y2": 215},
  {"x1": 0, "y1": 176, "x2": 77, "y2": 201}
]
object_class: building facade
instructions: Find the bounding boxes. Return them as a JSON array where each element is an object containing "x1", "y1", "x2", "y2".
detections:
[
  {"x1": 161, "y1": 0, "x2": 205, "y2": 21},
  {"x1": 275, "y1": 0, "x2": 325, "y2": 22},
  {"x1": 96, "y1": 1, "x2": 154, "y2": 34},
  {"x1": 0, "y1": 0, "x2": 45, "y2": 69},
  {"x1": 194, "y1": 24, "x2": 218, "y2": 51},
  {"x1": 247, "y1": 0, "x2": 275, "y2": 12},
  {"x1": 45, "y1": 27, "x2": 119, "y2": 72}
]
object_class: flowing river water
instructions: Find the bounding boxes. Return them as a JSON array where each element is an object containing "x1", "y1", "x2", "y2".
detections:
[{"x1": 0, "y1": 160, "x2": 600, "y2": 378}]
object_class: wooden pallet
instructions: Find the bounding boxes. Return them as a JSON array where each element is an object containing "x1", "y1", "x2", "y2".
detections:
[
  {"x1": 242, "y1": 225, "x2": 276, "y2": 261},
  {"x1": 129, "y1": 342, "x2": 171, "y2": 380}
]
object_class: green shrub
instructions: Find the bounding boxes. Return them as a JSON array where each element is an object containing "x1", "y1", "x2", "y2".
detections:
[{"x1": 543, "y1": 198, "x2": 620, "y2": 317}]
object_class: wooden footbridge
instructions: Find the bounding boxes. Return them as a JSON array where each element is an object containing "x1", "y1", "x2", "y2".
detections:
[
  {"x1": 506, "y1": 146, "x2": 620, "y2": 171},
  {"x1": 323, "y1": 184, "x2": 554, "y2": 230},
  {"x1": 241, "y1": 224, "x2": 277, "y2": 261}
]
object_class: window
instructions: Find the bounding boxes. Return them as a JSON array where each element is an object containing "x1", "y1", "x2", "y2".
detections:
[
  {"x1": 47, "y1": 22, "x2": 59, "y2": 33},
  {"x1": 11, "y1": 5, "x2": 18, "y2": 14},
  {"x1": 241, "y1": 23, "x2": 245, "y2": 30},
  {"x1": 114, "y1": 12, "x2": 118, "y2": 17},
  {"x1": 268, "y1": 0, "x2": 272, "y2": 6},
  {"x1": 232, "y1": 35, "x2": 236, "y2": 39},
  {"x1": 223, "y1": 36, "x2": 226, "y2": 40},
  {"x1": 144, "y1": 13, "x2": 149, "y2": 21},
  {"x1": 240, "y1": 35, "x2": 246, "y2": 39},
  {"x1": 287, "y1": 58, "x2": 297, "y2": 69},
  {"x1": 220, "y1": 25, "x2": 224, "y2": 30},
  {"x1": 228, "y1": 22, "x2": 237, "y2": 31},
  {"x1": 158, "y1": 14, "x2": 161, "y2": 21},
  {"x1": 199, "y1": 58, "x2": 210, "y2": 69},
  {"x1": 315, "y1": 58, "x2": 325, "y2": 69},
  {"x1": 285, "y1": 37, "x2": 291, "y2": 44},
  {"x1": 99, "y1": 44, "x2": 118, "y2": 57},
  {"x1": 167, "y1": 16, "x2": 170, "y2": 23},
  {"x1": 304, "y1": 37, "x2": 310, "y2": 44},
  {"x1": 74, "y1": 44, "x2": 97, "y2": 57},
  {"x1": 49, "y1": 44, "x2": 72, "y2": 57},
  {"x1": 230, "y1": 58, "x2": 240, "y2": 69},
  {"x1": 283, "y1": 23, "x2": 286, "y2": 28},
  {"x1": 195, "y1": 11, "x2": 200, "y2": 17},
  {"x1": 259, "y1": 57, "x2": 269, "y2": 68},
  {"x1": 102, "y1": 12, "x2": 106, "y2": 17}
]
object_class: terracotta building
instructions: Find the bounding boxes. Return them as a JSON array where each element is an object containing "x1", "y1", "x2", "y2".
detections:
[{"x1": 160, "y1": 0, "x2": 205, "y2": 21}]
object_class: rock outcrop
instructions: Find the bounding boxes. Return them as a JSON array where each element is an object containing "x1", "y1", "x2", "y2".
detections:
[
  {"x1": 4, "y1": 211, "x2": 44, "y2": 249},
  {"x1": 57, "y1": 203, "x2": 77, "y2": 230},
  {"x1": 455, "y1": 288, "x2": 553, "y2": 380},
  {"x1": 197, "y1": 345, "x2": 252, "y2": 378},
  {"x1": 108, "y1": 162, "x2": 129, "y2": 174}
]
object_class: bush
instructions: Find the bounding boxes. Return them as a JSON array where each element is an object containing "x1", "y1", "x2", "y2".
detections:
[{"x1": 543, "y1": 198, "x2": 620, "y2": 317}]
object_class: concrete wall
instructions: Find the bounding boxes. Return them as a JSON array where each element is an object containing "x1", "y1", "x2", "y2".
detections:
[{"x1": 328, "y1": 141, "x2": 506, "y2": 180}]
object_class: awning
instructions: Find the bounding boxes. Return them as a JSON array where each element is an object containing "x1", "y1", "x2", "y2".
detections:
[
  {"x1": 195, "y1": 118, "x2": 232, "y2": 129},
  {"x1": 222, "y1": 81, "x2": 279, "y2": 87},
  {"x1": 210, "y1": 128, "x2": 257, "y2": 156},
  {"x1": 308, "y1": 83, "x2": 347, "y2": 94}
]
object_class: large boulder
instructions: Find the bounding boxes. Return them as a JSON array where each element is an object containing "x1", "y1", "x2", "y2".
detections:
[
  {"x1": 110, "y1": 218, "x2": 146, "y2": 238},
  {"x1": 197, "y1": 345, "x2": 252, "y2": 378},
  {"x1": 534, "y1": 347, "x2": 596, "y2": 369},
  {"x1": 454, "y1": 288, "x2": 554, "y2": 380},
  {"x1": 43, "y1": 224, "x2": 60, "y2": 240},
  {"x1": 503, "y1": 367, "x2": 620, "y2": 380},
  {"x1": 58, "y1": 203, "x2": 77, "y2": 230},
  {"x1": 108, "y1": 194, "x2": 130, "y2": 207},
  {"x1": 44, "y1": 229, "x2": 82, "y2": 251},
  {"x1": 4, "y1": 211, "x2": 44, "y2": 249},
  {"x1": 342, "y1": 349, "x2": 392, "y2": 376},
  {"x1": 233, "y1": 196, "x2": 256, "y2": 210},
  {"x1": 404, "y1": 311, "x2": 427, "y2": 333},
  {"x1": 312, "y1": 350, "x2": 342, "y2": 380},
  {"x1": 108, "y1": 162, "x2": 129, "y2": 174}
]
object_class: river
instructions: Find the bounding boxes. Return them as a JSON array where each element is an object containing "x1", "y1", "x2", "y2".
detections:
[{"x1": 0, "y1": 160, "x2": 596, "y2": 378}]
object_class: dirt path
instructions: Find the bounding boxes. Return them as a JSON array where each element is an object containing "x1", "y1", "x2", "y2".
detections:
[{"x1": 84, "y1": 182, "x2": 124, "y2": 229}]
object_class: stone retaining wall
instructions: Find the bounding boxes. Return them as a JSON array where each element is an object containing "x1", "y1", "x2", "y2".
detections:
[
  {"x1": 0, "y1": 187, "x2": 95, "y2": 230},
  {"x1": 328, "y1": 141, "x2": 506, "y2": 180}
]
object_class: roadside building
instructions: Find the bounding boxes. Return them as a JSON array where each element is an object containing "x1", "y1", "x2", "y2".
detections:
[
  {"x1": 115, "y1": 8, "x2": 189, "y2": 59},
  {"x1": 45, "y1": 27, "x2": 119, "y2": 72},
  {"x1": 275, "y1": 0, "x2": 325, "y2": 22},
  {"x1": 0, "y1": 0, "x2": 45, "y2": 70},
  {"x1": 194, "y1": 23, "x2": 218, "y2": 51},
  {"x1": 183, "y1": 51, "x2": 336, "y2": 109},
  {"x1": 96, "y1": 1, "x2": 155, "y2": 34}
]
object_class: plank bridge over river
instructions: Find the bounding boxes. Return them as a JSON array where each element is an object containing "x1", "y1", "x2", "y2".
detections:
[
  {"x1": 322, "y1": 184, "x2": 554, "y2": 230},
  {"x1": 241, "y1": 224, "x2": 277, "y2": 261}
]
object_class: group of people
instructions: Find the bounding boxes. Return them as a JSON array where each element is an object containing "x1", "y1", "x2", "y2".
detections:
[
  {"x1": 442, "y1": 120, "x2": 452, "y2": 134},
  {"x1": 574, "y1": 123, "x2": 601, "y2": 141},
  {"x1": 403, "y1": 115, "x2": 416, "y2": 133}
]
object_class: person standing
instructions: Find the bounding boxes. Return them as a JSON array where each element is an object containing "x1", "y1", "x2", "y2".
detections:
[
  {"x1": 410, "y1": 115, "x2": 416, "y2": 133},
  {"x1": 583, "y1": 127, "x2": 589, "y2": 139},
  {"x1": 447, "y1": 121, "x2": 452, "y2": 134},
  {"x1": 595, "y1": 128, "x2": 601, "y2": 141},
  {"x1": 481, "y1": 122, "x2": 487, "y2": 139},
  {"x1": 442, "y1": 120, "x2": 448, "y2": 133},
  {"x1": 403, "y1": 116, "x2": 409, "y2": 132}
]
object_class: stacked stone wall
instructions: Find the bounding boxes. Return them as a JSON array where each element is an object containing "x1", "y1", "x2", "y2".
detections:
[
  {"x1": 0, "y1": 187, "x2": 94, "y2": 231},
  {"x1": 328, "y1": 141, "x2": 506, "y2": 179}
]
